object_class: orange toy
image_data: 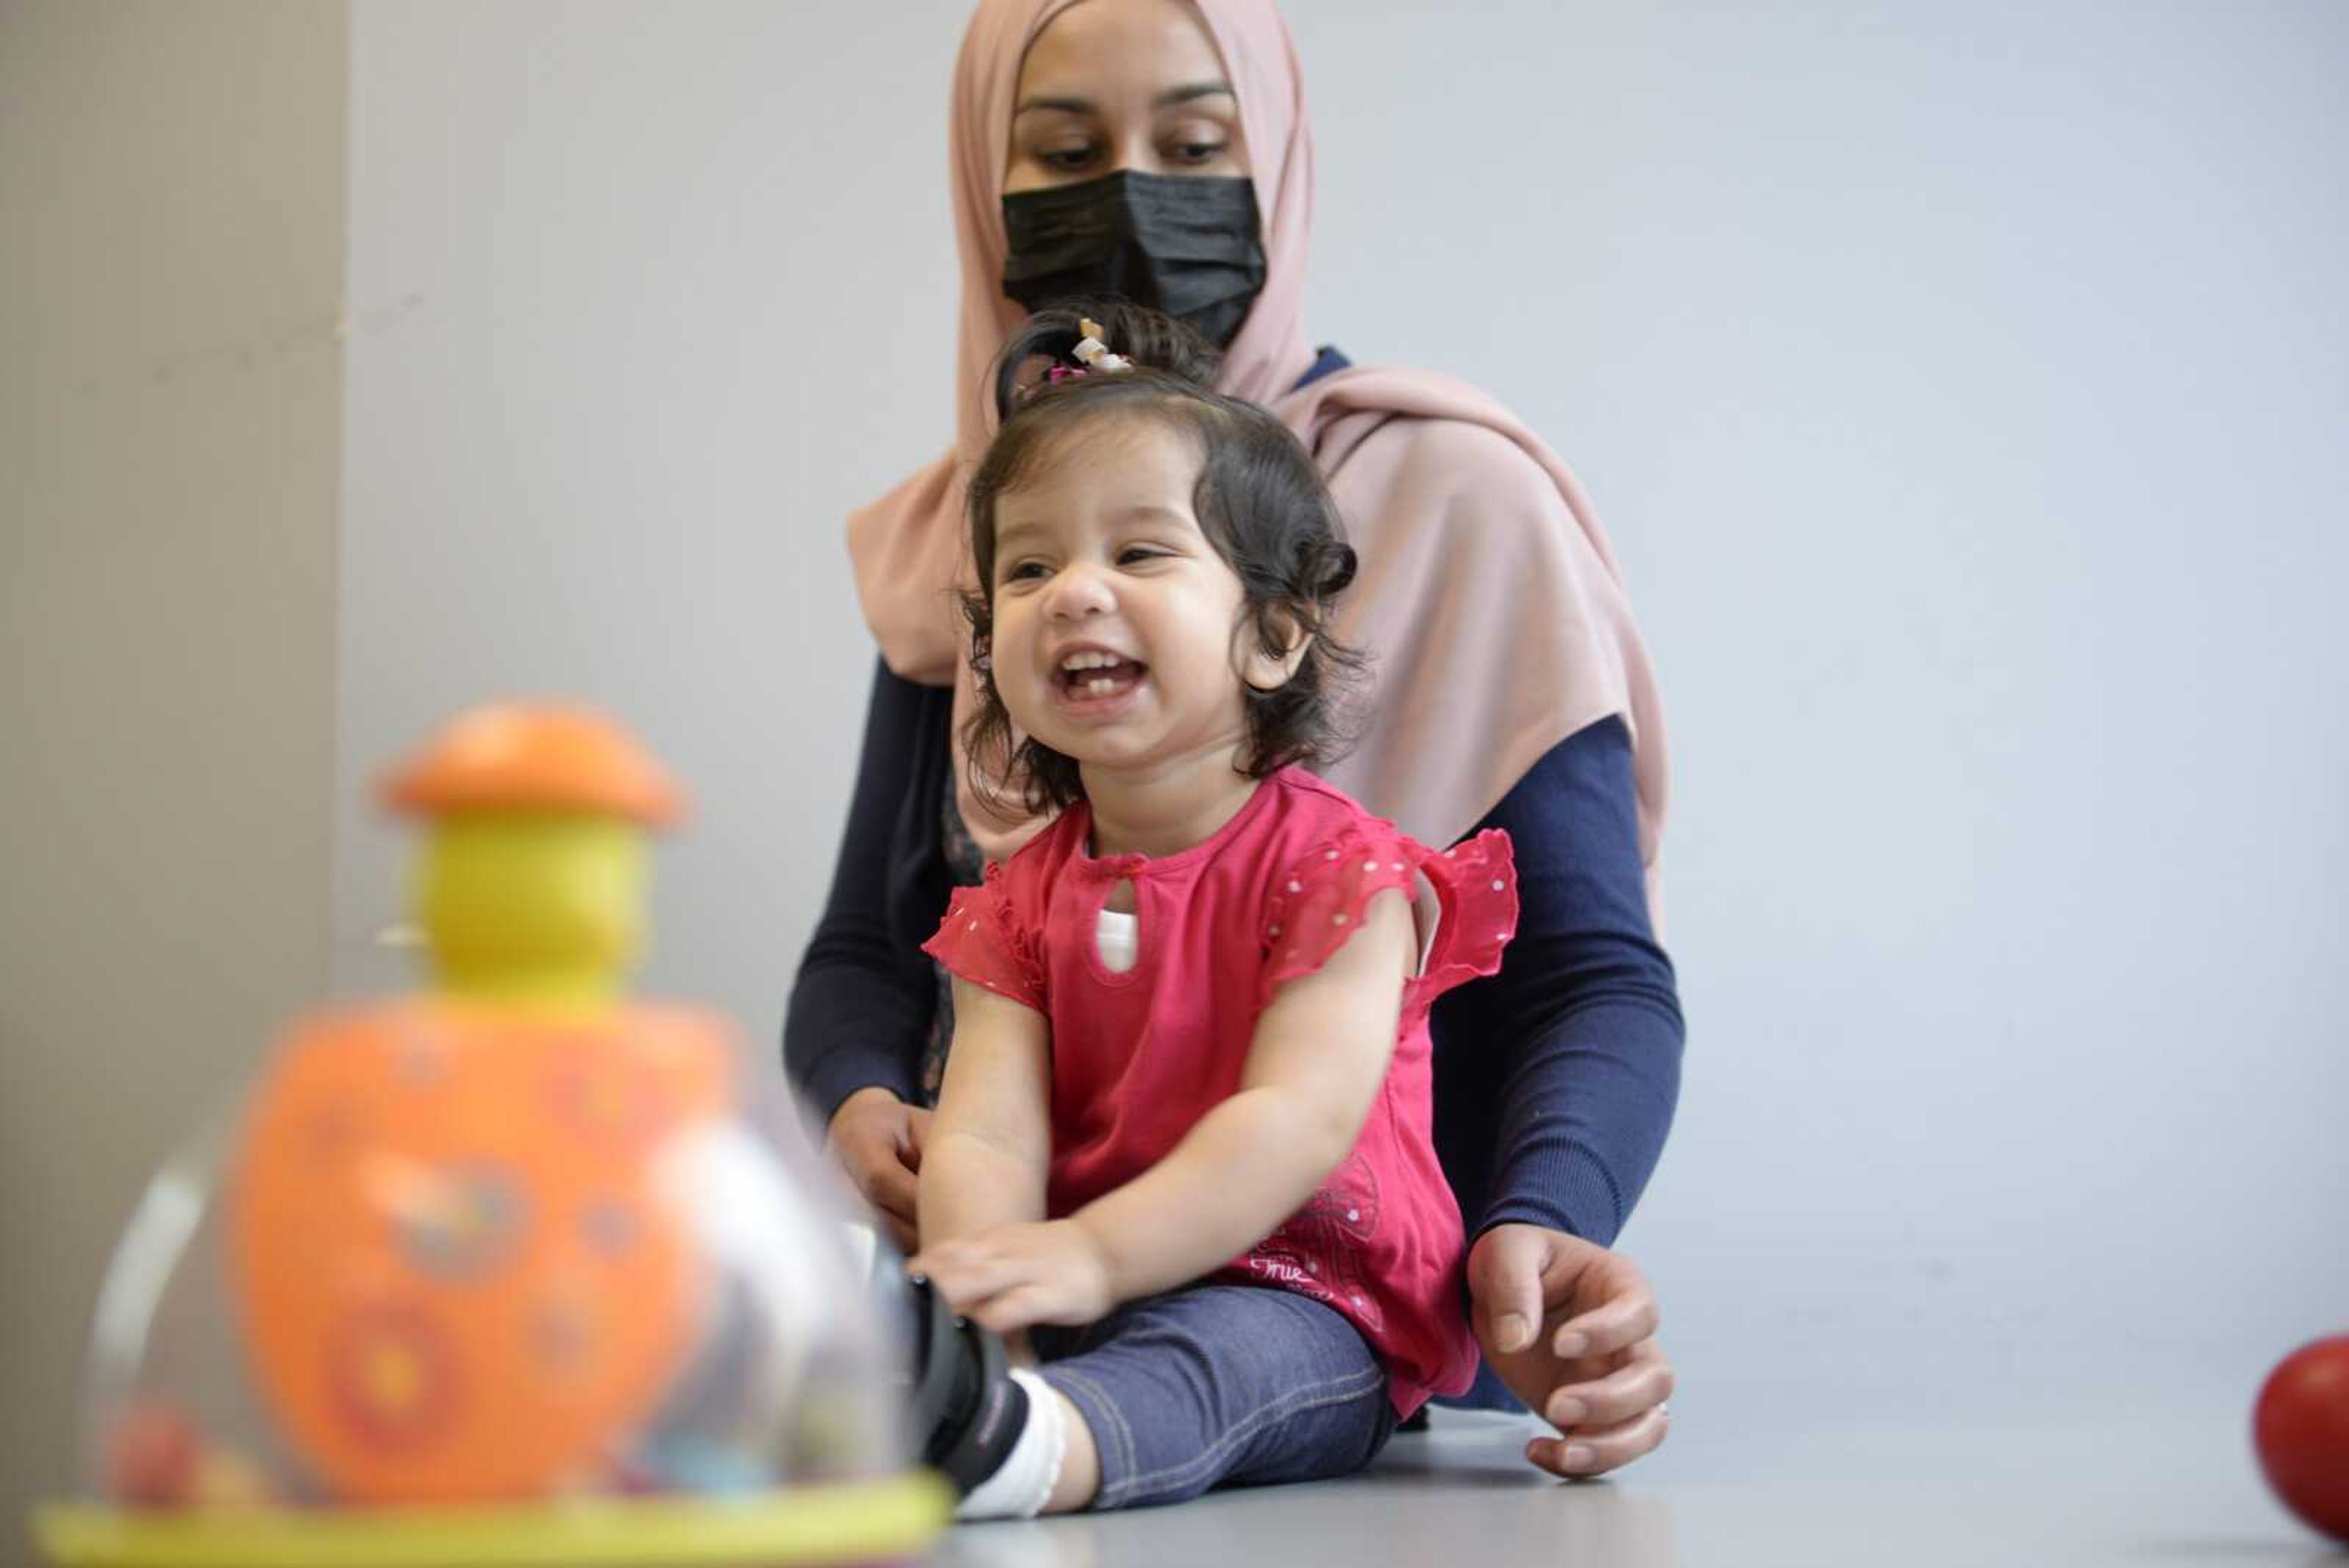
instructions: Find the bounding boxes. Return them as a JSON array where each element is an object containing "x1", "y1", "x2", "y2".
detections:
[
  {"x1": 226, "y1": 706, "x2": 727, "y2": 1503},
  {"x1": 229, "y1": 1001, "x2": 730, "y2": 1503},
  {"x1": 38, "y1": 704, "x2": 946, "y2": 1568}
]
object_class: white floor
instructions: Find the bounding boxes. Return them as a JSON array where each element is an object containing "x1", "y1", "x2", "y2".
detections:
[{"x1": 932, "y1": 1388, "x2": 2343, "y2": 1567}]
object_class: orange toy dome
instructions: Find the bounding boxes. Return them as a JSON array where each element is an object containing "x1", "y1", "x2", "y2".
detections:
[
  {"x1": 230, "y1": 1000, "x2": 732, "y2": 1504},
  {"x1": 382, "y1": 704, "x2": 685, "y2": 827}
]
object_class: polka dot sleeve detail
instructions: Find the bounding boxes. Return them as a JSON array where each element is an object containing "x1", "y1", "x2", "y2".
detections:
[
  {"x1": 1406, "y1": 828, "x2": 1520, "y2": 1006},
  {"x1": 921, "y1": 864, "x2": 1046, "y2": 1013},
  {"x1": 1260, "y1": 822, "x2": 1497, "y2": 1011}
]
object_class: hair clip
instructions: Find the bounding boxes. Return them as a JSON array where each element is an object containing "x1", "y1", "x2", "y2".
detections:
[{"x1": 1072, "y1": 318, "x2": 1133, "y2": 373}]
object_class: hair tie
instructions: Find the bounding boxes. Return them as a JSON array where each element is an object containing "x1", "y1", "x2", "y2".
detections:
[
  {"x1": 1071, "y1": 318, "x2": 1134, "y2": 374},
  {"x1": 1022, "y1": 318, "x2": 1140, "y2": 403}
]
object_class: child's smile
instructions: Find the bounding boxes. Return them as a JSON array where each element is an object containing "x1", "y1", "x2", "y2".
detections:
[
  {"x1": 1049, "y1": 643, "x2": 1149, "y2": 715},
  {"x1": 987, "y1": 414, "x2": 1251, "y2": 781}
]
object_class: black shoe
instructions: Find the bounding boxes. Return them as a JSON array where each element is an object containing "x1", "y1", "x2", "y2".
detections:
[{"x1": 903, "y1": 1274, "x2": 1028, "y2": 1497}]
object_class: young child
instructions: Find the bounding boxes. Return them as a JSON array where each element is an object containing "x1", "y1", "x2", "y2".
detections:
[{"x1": 905, "y1": 303, "x2": 1518, "y2": 1517}]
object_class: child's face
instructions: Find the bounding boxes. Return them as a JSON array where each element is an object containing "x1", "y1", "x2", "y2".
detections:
[{"x1": 986, "y1": 412, "x2": 1284, "y2": 786}]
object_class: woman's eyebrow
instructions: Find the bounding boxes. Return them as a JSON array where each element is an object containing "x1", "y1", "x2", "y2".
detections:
[
  {"x1": 1154, "y1": 81, "x2": 1234, "y2": 109},
  {"x1": 1013, "y1": 82, "x2": 1234, "y2": 117}
]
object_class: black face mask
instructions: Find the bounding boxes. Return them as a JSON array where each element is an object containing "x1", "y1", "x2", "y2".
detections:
[{"x1": 1000, "y1": 171, "x2": 1267, "y2": 350}]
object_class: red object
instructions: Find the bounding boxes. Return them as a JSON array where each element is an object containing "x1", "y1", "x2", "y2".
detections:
[
  {"x1": 922, "y1": 768, "x2": 1518, "y2": 1416},
  {"x1": 107, "y1": 1404, "x2": 199, "y2": 1507},
  {"x1": 2254, "y1": 1335, "x2": 2349, "y2": 1542}
]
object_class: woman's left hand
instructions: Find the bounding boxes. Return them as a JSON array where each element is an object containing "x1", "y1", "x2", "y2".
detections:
[
  {"x1": 1467, "y1": 1224, "x2": 1673, "y2": 1479},
  {"x1": 910, "y1": 1219, "x2": 1116, "y2": 1335}
]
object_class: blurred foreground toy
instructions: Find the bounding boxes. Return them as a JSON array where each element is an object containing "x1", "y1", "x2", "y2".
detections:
[
  {"x1": 37, "y1": 705, "x2": 946, "y2": 1567},
  {"x1": 2254, "y1": 1334, "x2": 2349, "y2": 1544}
]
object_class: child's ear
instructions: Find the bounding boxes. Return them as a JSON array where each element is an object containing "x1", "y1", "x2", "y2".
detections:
[{"x1": 1241, "y1": 605, "x2": 1315, "y2": 693}]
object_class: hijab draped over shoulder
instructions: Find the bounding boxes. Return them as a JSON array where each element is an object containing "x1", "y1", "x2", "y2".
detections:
[{"x1": 847, "y1": 0, "x2": 1669, "y2": 920}]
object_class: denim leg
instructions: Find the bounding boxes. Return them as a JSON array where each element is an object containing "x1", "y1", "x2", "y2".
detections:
[{"x1": 1030, "y1": 1284, "x2": 1398, "y2": 1511}]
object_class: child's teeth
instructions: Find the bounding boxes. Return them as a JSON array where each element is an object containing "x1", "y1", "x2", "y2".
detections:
[{"x1": 1087, "y1": 677, "x2": 1115, "y2": 695}]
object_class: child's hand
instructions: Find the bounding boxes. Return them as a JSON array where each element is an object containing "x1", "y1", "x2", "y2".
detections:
[{"x1": 909, "y1": 1219, "x2": 1115, "y2": 1334}]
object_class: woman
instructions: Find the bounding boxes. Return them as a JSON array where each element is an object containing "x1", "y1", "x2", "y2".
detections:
[{"x1": 786, "y1": 0, "x2": 1681, "y2": 1482}]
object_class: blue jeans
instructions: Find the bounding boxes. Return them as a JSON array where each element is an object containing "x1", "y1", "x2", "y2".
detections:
[{"x1": 1030, "y1": 1284, "x2": 1400, "y2": 1510}]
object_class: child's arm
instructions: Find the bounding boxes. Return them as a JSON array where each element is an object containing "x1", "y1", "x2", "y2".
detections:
[
  {"x1": 916, "y1": 888, "x2": 1414, "y2": 1331},
  {"x1": 915, "y1": 978, "x2": 1053, "y2": 1250}
]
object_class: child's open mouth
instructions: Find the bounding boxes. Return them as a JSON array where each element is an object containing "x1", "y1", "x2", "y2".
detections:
[{"x1": 1055, "y1": 650, "x2": 1147, "y2": 706}]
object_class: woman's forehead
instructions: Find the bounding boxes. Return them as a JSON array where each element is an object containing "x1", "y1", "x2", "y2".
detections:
[{"x1": 1017, "y1": 0, "x2": 1230, "y2": 102}]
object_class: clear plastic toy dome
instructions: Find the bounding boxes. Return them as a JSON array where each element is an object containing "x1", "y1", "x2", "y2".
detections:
[{"x1": 41, "y1": 999, "x2": 941, "y2": 1568}]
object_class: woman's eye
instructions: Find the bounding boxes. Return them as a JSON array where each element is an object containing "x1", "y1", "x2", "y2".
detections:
[
  {"x1": 1037, "y1": 143, "x2": 1096, "y2": 173},
  {"x1": 1168, "y1": 141, "x2": 1226, "y2": 165}
]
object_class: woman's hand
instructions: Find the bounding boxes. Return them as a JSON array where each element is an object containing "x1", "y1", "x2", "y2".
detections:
[
  {"x1": 1468, "y1": 1224, "x2": 1673, "y2": 1479},
  {"x1": 910, "y1": 1219, "x2": 1116, "y2": 1336},
  {"x1": 825, "y1": 1087, "x2": 931, "y2": 1253}
]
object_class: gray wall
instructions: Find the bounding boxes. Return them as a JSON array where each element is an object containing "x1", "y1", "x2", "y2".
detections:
[
  {"x1": 1289, "y1": 2, "x2": 2349, "y2": 1405},
  {"x1": 0, "y1": 0, "x2": 347, "y2": 1548},
  {"x1": 330, "y1": 0, "x2": 968, "y2": 1031}
]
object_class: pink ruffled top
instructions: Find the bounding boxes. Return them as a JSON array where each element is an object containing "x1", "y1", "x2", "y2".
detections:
[{"x1": 922, "y1": 768, "x2": 1518, "y2": 1413}]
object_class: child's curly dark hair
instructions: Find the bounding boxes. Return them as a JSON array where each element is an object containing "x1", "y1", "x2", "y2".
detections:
[{"x1": 962, "y1": 302, "x2": 1367, "y2": 817}]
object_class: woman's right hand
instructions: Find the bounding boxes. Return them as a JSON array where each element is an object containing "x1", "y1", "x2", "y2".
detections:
[{"x1": 826, "y1": 1087, "x2": 930, "y2": 1253}]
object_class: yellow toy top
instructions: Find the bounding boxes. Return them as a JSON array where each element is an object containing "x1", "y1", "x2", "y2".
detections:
[{"x1": 382, "y1": 705, "x2": 686, "y2": 1011}]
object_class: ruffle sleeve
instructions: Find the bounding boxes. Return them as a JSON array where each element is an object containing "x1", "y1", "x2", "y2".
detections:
[
  {"x1": 1407, "y1": 828, "x2": 1519, "y2": 1006},
  {"x1": 920, "y1": 864, "x2": 1047, "y2": 1012},
  {"x1": 1259, "y1": 822, "x2": 1520, "y2": 1012}
]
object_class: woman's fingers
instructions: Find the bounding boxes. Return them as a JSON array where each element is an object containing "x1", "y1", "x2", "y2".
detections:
[
  {"x1": 1549, "y1": 1280, "x2": 1660, "y2": 1360},
  {"x1": 861, "y1": 1147, "x2": 920, "y2": 1225},
  {"x1": 1543, "y1": 1339, "x2": 1674, "y2": 1429},
  {"x1": 1525, "y1": 1402, "x2": 1670, "y2": 1479},
  {"x1": 900, "y1": 1105, "x2": 933, "y2": 1168},
  {"x1": 1464, "y1": 1222, "x2": 1554, "y2": 1354},
  {"x1": 876, "y1": 1209, "x2": 918, "y2": 1255}
]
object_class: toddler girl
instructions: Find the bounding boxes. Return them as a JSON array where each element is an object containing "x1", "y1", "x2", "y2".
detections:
[{"x1": 907, "y1": 303, "x2": 1517, "y2": 1517}]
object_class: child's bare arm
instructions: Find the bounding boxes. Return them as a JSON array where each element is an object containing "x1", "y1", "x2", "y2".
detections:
[
  {"x1": 915, "y1": 978, "x2": 1052, "y2": 1250},
  {"x1": 1072, "y1": 886, "x2": 1414, "y2": 1304}
]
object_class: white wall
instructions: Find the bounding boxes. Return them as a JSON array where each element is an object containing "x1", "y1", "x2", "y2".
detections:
[
  {"x1": 334, "y1": 0, "x2": 2348, "y2": 1430},
  {"x1": 1282, "y1": 1, "x2": 2348, "y2": 1407},
  {"x1": 0, "y1": 0, "x2": 346, "y2": 1539},
  {"x1": 334, "y1": 1, "x2": 971, "y2": 1038}
]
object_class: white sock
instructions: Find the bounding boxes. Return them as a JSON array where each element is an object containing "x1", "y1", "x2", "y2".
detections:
[{"x1": 954, "y1": 1369, "x2": 1067, "y2": 1521}]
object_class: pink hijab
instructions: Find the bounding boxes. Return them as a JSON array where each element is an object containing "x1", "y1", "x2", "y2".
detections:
[{"x1": 847, "y1": 0, "x2": 1668, "y2": 915}]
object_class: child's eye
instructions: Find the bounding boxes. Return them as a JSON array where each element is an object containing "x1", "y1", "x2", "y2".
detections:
[
  {"x1": 1117, "y1": 546, "x2": 1172, "y2": 567},
  {"x1": 1001, "y1": 560, "x2": 1051, "y2": 584}
]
